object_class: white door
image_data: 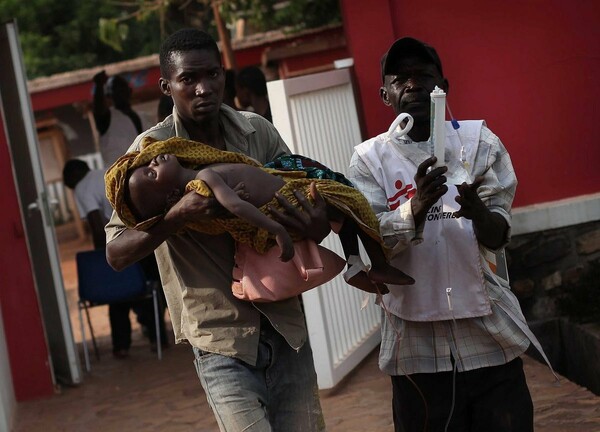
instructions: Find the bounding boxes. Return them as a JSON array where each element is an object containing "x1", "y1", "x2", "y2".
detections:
[
  {"x1": 268, "y1": 67, "x2": 381, "y2": 389},
  {"x1": 0, "y1": 20, "x2": 81, "y2": 385}
]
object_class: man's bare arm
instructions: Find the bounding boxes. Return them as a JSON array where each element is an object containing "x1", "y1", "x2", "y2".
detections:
[
  {"x1": 106, "y1": 219, "x2": 178, "y2": 271},
  {"x1": 107, "y1": 181, "x2": 250, "y2": 270},
  {"x1": 107, "y1": 192, "x2": 216, "y2": 270},
  {"x1": 92, "y1": 71, "x2": 110, "y2": 134}
]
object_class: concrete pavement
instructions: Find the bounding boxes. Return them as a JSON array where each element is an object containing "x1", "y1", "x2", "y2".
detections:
[{"x1": 11, "y1": 235, "x2": 600, "y2": 432}]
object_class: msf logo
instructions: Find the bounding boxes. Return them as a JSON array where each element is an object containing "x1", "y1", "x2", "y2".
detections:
[{"x1": 387, "y1": 179, "x2": 416, "y2": 210}]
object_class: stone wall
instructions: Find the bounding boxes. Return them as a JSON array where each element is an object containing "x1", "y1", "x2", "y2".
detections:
[{"x1": 507, "y1": 220, "x2": 600, "y2": 321}]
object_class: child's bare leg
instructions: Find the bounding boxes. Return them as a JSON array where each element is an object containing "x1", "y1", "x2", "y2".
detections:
[
  {"x1": 338, "y1": 218, "x2": 414, "y2": 292},
  {"x1": 337, "y1": 217, "x2": 385, "y2": 293},
  {"x1": 358, "y1": 229, "x2": 414, "y2": 286}
]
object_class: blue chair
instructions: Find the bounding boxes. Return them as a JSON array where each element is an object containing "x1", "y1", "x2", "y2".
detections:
[{"x1": 76, "y1": 249, "x2": 163, "y2": 371}]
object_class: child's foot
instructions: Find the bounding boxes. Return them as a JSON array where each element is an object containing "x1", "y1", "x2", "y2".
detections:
[
  {"x1": 346, "y1": 270, "x2": 389, "y2": 294},
  {"x1": 369, "y1": 265, "x2": 415, "y2": 286},
  {"x1": 343, "y1": 256, "x2": 389, "y2": 294}
]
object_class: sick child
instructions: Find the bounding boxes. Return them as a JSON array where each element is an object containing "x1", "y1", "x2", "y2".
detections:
[{"x1": 105, "y1": 137, "x2": 414, "y2": 291}]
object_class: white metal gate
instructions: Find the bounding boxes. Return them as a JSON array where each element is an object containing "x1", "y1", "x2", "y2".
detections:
[{"x1": 268, "y1": 67, "x2": 381, "y2": 389}]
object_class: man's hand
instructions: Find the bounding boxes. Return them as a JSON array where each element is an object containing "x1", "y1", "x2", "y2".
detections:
[
  {"x1": 164, "y1": 182, "x2": 249, "y2": 228},
  {"x1": 454, "y1": 176, "x2": 486, "y2": 221},
  {"x1": 275, "y1": 228, "x2": 295, "y2": 262},
  {"x1": 163, "y1": 192, "x2": 216, "y2": 229},
  {"x1": 454, "y1": 176, "x2": 508, "y2": 249},
  {"x1": 268, "y1": 182, "x2": 331, "y2": 243},
  {"x1": 411, "y1": 157, "x2": 448, "y2": 227}
]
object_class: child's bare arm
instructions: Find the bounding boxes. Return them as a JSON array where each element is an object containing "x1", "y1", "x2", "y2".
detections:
[{"x1": 198, "y1": 169, "x2": 295, "y2": 261}]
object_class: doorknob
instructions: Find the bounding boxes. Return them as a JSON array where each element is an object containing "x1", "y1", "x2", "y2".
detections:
[
  {"x1": 27, "y1": 193, "x2": 56, "y2": 225},
  {"x1": 48, "y1": 197, "x2": 59, "y2": 210},
  {"x1": 27, "y1": 200, "x2": 40, "y2": 216}
]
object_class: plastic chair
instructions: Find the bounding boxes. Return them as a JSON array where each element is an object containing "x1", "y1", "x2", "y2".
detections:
[{"x1": 76, "y1": 249, "x2": 162, "y2": 372}]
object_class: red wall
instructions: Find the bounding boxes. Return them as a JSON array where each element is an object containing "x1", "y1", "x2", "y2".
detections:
[
  {"x1": 0, "y1": 118, "x2": 54, "y2": 400},
  {"x1": 31, "y1": 67, "x2": 163, "y2": 112},
  {"x1": 341, "y1": 0, "x2": 600, "y2": 207},
  {"x1": 340, "y1": 0, "x2": 395, "y2": 143}
]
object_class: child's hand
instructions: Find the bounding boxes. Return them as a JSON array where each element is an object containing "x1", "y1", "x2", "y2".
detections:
[
  {"x1": 275, "y1": 229, "x2": 295, "y2": 262},
  {"x1": 232, "y1": 182, "x2": 250, "y2": 201}
]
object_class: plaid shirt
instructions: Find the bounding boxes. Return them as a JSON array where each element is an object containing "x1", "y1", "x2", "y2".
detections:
[{"x1": 348, "y1": 124, "x2": 531, "y2": 375}]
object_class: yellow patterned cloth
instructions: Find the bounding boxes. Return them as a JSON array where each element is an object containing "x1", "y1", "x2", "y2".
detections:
[
  {"x1": 105, "y1": 136, "x2": 262, "y2": 231},
  {"x1": 105, "y1": 137, "x2": 384, "y2": 253}
]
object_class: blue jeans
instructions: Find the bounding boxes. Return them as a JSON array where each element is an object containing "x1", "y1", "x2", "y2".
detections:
[{"x1": 193, "y1": 317, "x2": 325, "y2": 432}]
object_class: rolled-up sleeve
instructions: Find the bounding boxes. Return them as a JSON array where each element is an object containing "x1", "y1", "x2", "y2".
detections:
[
  {"x1": 105, "y1": 210, "x2": 127, "y2": 244},
  {"x1": 473, "y1": 126, "x2": 518, "y2": 249}
]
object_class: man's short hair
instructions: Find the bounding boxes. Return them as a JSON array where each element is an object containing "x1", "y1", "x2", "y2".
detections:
[
  {"x1": 224, "y1": 69, "x2": 236, "y2": 101},
  {"x1": 157, "y1": 95, "x2": 174, "y2": 121},
  {"x1": 105, "y1": 74, "x2": 130, "y2": 97},
  {"x1": 63, "y1": 159, "x2": 90, "y2": 189},
  {"x1": 159, "y1": 28, "x2": 221, "y2": 78},
  {"x1": 381, "y1": 37, "x2": 444, "y2": 83},
  {"x1": 237, "y1": 66, "x2": 268, "y2": 97}
]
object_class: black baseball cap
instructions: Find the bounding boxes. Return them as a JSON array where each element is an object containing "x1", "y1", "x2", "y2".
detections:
[{"x1": 381, "y1": 37, "x2": 444, "y2": 82}]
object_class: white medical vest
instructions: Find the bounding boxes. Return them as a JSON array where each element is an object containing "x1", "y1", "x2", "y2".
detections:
[{"x1": 355, "y1": 120, "x2": 492, "y2": 321}]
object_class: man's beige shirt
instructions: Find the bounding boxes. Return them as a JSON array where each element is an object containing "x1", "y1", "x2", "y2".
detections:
[{"x1": 106, "y1": 104, "x2": 306, "y2": 365}]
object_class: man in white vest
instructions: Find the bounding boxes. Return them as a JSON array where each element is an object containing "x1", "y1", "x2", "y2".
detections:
[{"x1": 348, "y1": 37, "x2": 539, "y2": 432}]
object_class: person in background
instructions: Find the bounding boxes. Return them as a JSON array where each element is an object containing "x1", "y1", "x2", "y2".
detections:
[
  {"x1": 105, "y1": 28, "x2": 328, "y2": 431},
  {"x1": 235, "y1": 66, "x2": 272, "y2": 123},
  {"x1": 92, "y1": 71, "x2": 151, "y2": 167},
  {"x1": 157, "y1": 94, "x2": 174, "y2": 123},
  {"x1": 63, "y1": 159, "x2": 167, "y2": 357},
  {"x1": 348, "y1": 37, "x2": 546, "y2": 432},
  {"x1": 223, "y1": 69, "x2": 237, "y2": 109},
  {"x1": 64, "y1": 160, "x2": 114, "y2": 250}
]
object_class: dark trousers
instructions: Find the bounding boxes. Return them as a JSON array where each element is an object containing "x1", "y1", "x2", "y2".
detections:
[
  {"x1": 109, "y1": 296, "x2": 167, "y2": 351},
  {"x1": 137, "y1": 254, "x2": 168, "y2": 344},
  {"x1": 391, "y1": 357, "x2": 533, "y2": 432},
  {"x1": 108, "y1": 301, "x2": 133, "y2": 351},
  {"x1": 109, "y1": 254, "x2": 168, "y2": 352}
]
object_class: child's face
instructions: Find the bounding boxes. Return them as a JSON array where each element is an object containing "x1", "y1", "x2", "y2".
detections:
[{"x1": 128, "y1": 154, "x2": 183, "y2": 220}]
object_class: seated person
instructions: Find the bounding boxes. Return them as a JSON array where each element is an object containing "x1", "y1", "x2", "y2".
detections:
[
  {"x1": 63, "y1": 159, "x2": 167, "y2": 357},
  {"x1": 105, "y1": 137, "x2": 415, "y2": 293}
]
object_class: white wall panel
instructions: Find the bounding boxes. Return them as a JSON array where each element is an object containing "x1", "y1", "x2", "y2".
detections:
[{"x1": 268, "y1": 68, "x2": 381, "y2": 389}]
